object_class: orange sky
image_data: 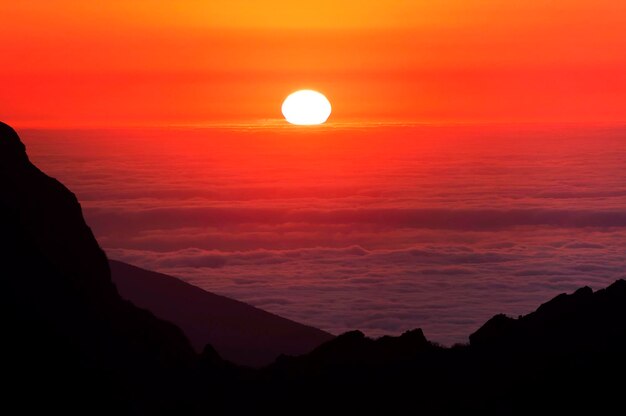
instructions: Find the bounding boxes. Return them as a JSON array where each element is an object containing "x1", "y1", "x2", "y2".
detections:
[{"x1": 2, "y1": 1, "x2": 626, "y2": 127}]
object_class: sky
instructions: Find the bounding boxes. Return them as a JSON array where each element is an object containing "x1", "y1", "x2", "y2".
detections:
[{"x1": 2, "y1": 1, "x2": 626, "y2": 126}]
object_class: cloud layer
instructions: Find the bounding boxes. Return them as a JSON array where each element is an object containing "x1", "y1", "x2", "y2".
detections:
[{"x1": 24, "y1": 125, "x2": 626, "y2": 344}]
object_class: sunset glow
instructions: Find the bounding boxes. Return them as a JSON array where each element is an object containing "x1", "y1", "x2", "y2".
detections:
[{"x1": 1, "y1": 1, "x2": 625, "y2": 127}]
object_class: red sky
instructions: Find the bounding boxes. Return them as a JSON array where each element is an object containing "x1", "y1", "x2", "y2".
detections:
[{"x1": 2, "y1": 1, "x2": 626, "y2": 127}]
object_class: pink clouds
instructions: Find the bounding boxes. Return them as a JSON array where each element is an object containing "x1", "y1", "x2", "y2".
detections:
[{"x1": 22, "y1": 124, "x2": 626, "y2": 344}]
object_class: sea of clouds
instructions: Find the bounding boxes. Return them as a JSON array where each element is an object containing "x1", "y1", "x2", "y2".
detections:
[{"x1": 24, "y1": 124, "x2": 626, "y2": 344}]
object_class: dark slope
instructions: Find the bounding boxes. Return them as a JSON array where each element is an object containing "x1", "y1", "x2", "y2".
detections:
[
  {"x1": 247, "y1": 280, "x2": 626, "y2": 415},
  {"x1": 0, "y1": 122, "x2": 201, "y2": 414},
  {"x1": 470, "y1": 280, "x2": 626, "y2": 350},
  {"x1": 109, "y1": 260, "x2": 333, "y2": 367}
]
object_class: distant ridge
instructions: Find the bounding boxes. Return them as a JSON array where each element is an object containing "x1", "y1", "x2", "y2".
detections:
[{"x1": 110, "y1": 259, "x2": 332, "y2": 367}]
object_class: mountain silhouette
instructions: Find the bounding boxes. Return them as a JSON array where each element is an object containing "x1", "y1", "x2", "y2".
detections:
[
  {"x1": 249, "y1": 280, "x2": 626, "y2": 414},
  {"x1": 2, "y1": 120, "x2": 625, "y2": 414},
  {"x1": 470, "y1": 281, "x2": 626, "y2": 350},
  {"x1": 109, "y1": 260, "x2": 332, "y2": 367},
  {"x1": 1, "y1": 122, "x2": 200, "y2": 413}
]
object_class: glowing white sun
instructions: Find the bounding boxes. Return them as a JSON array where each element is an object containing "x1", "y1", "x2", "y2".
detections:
[{"x1": 281, "y1": 90, "x2": 332, "y2": 125}]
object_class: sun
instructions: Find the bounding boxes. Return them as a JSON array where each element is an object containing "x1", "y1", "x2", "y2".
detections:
[{"x1": 281, "y1": 90, "x2": 332, "y2": 125}]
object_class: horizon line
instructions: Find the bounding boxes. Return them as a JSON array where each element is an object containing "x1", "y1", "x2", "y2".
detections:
[{"x1": 13, "y1": 119, "x2": 626, "y2": 132}]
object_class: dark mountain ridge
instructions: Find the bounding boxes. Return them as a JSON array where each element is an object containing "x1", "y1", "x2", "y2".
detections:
[
  {"x1": 1, "y1": 122, "x2": 197, "y2": 413},
  {"x1": 251, "y1": 279, "x2": 626, "y2": 414},
  {"x1": 2, "y1": 121, "x2": 625, "y2": 414},
  {"x1": 109, "y1": 259, "x2": 332, "y2": 367},
  {"x1": 471, "y1": 281, "x2": 626, "y2": 350}
]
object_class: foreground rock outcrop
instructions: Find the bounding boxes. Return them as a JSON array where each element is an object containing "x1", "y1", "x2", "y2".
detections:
[{"x1": 1, "y1": 122, "x2": 197, "y2": 413}]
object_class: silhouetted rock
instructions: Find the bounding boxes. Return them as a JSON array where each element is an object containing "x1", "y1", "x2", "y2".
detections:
[
  {"x1": 470, "y1": 280, "x2": 626, "y2": 352},
  {"x1": 251, "y1": 281, "x2": 626, "y2": 414},
  {"x1": 110, "y1": 260, "x2": 333, "y2": 367},
  {"x1": 270, "y1": 327, "x2": 432, "y2": 380},
  {"x1": 0, "y1": 121, "x2": 26, "y2": 163},
  {"x1": 1, "y1": 122, "x2": 199, "y2": 413},
  {"x1": 468, "y1": 313, "x2": 517, "y2": 346}
]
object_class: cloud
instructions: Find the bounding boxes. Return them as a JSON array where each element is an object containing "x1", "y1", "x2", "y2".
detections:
[
  {"x1": 25, "y1": 126, "x2": 626, "y2": 345},
  {"x1": 108, "y1": 227, "x2": 626, "y2": 343},
  {"x1": 84, "y1": 206, "x2": 626, "y2": 233}
]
